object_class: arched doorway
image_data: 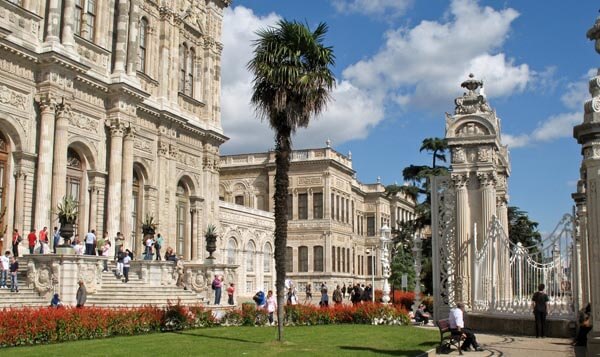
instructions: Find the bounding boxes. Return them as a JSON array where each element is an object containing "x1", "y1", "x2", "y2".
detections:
[
  {"x1": 66, "y1": 148, "x2": 84, "y2": 237},
  {"x1": 176, "y1": 182, "x2": 190, "y2": 259},
  {"x1": 131, "y1": 170, "x2": 141, "y2": 255},
  {"x1": 0, "y1": 131, "x2": 9, "y2": 253}
]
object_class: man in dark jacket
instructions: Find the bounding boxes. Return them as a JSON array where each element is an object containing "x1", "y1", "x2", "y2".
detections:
[{"x1": 76, "y1": 280, "x2": 87, "y2": 308}]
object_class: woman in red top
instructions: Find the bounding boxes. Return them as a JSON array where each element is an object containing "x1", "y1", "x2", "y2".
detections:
[{"x1": 227, "y1": 283, "x2": 235, "y2": 305}]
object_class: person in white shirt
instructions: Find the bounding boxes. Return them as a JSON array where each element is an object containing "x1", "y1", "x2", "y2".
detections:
[
  {"x1": 0, "y1": 251, "x2": 10, "y2": 288},
  {"x1": 449, "y1": 302, "x2": 483, "y2": 352},
  {"x1": 84, "y1": 230, "x2": 96, "y2": 255}
]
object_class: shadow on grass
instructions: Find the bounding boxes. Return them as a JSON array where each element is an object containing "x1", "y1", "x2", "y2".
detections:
[
  {"x1": 173, "y1": 330, "x2": 263, "y2": 344},
  {"x1": 339, "y1": 346, "x2": 429, "y2": 356}
]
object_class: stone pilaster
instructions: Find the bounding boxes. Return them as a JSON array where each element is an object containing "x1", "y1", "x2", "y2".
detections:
[
  {"x1": 51, "y1": 102, "x2": 71, "y2": 222},
  {"x1": 113, "y1": 0, "x2": 129, "y2": 73},
  {"x1": 453, "y1": 173, "x2": 471, "y2": 306},
  {"x1": 126, "y1": 0, "x2": 140, "y2": 75},
  {"x1": 61, "y1": 0, "x2": 76, "y2": 50},
  {"x1": 106, "y1": 122, "x2": 124, "y2": 252},
  {"x1": 44, "y1": 0, "x2": 63, "y2": 42},
  {"x1": 478, "y1": 172, "x2": 497, "y2": 243},
  {"x1": 34, "y1": 95, "x2": 57, "y2": 230},
  {"x1": 13, "y1": 168, "x2": 26, "y2": 233},
  {"x1": 119, "y1": 127, "x2": 134, "y2": 248}
]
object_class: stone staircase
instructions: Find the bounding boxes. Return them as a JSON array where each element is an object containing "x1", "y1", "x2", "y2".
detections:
[
  {"x1": 0, "y1": 267, "x2": 48, "y2": 308},
  {"x1": 86, "y1": 268, "x2": 204, "y2": 307}
]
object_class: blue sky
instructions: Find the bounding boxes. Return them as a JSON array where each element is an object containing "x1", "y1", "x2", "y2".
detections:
[{"x1": 219, "y1": 0, "x2": 598, "y2": 233}]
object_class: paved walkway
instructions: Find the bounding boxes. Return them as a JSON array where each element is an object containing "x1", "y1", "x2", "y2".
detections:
[{"x1": 429, "y1": 332, "x2": 585, "y2": 357}]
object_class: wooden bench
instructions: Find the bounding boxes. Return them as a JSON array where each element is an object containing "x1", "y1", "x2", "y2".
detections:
[{"x1": 436, "y1": 319, "x2": 465, "y2": 355}]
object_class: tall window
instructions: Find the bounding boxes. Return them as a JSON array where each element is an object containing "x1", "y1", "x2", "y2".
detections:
[
  {"x1": 331, "y1": 193, "x2": 334, "y2": 218},
  {"x1": 179, "y1": 44, "x2": 186, "y2": 92},
  {"x1": 298, "y1": 193, "x2": 308, "y2": 220},
  {"x1": 227, "y1": 238, "x2": 237, "y2": 265},
  {"x1": 347, "y1": 249, "x2": 350, "y2": 273},
  {"x1": 286, "y1": 247, "x2": 293, "y2": 272},
  {"x1": 138, "y1": 18, "x2": 148, "y2": 72},
  {"x1": 263, "y1": 243, "x2": 272, "y2": 273},
  {"x1": 75, "y1": 0, "x2": 96, "y2": 41},
  {"x1": 332, "y1": 246, "x2": 336, "y2": 272},
  {"x1": 313, "y1": 192, "x2": 323, "y2": 219},
  {"x1": 367, "y1": 216, "x2": 375, "y2": 236},
  {"x1": 341, "y1": 248, "x2": 345, "y2": 273},
  {"x1": 367, "y1": 255, "x2": 373, "y2": 276},
  {"x1": 245, "y1": 241, "x2": 255, "y2": 272},
  {"x1": 131, "y1": 172, "x2": 139, "y2": 253},
  {"x1": 178, "y1": 44, "x2": 195, "y2": 96},
  {"x1": 313, "y1": 246, "x2": 323, "y2": 272},
  {"x1": 298, "y1": 246, "x2": 308, "y2": 272},
  {"x1": 336, "y1": 195, "x2": 340, "y2": 221},
  {"x1": 235, "y1": 195, "x2": 244, "y2": 206},
  {"x1": 287, "y1": 194, "x2": 293, "y2": 220},
  {"x1": 66, "y1": 149, "x2": 83, "y2": 232},
  {"x1": 187, "y1": 48, "x2": 195, "y2": 96},
  {"x1": 337, "y1": 247, "x2": 341, "y2": 272},
  {"x1": 341, "y1": 197, "x2": 345, "y2": 223}
]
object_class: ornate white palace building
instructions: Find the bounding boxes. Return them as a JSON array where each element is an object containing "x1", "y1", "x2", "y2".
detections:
[{"x1": 0, "y1": 0, "x2": 415, "y2": 299}]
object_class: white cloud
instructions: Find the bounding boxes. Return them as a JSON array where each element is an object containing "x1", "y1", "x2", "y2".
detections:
[
  {"x1": 502, "y1": 112, "x2": 581, "y2": 148},
  {"x1": 502, "y1": 134, "x2": 530, "y2": 148},
  {"x1": 220, "y1": 6, "x2": 384, "y2": 154},
  {"x1": 560, "y1": 68, "x2": 595, "y2": 110},
  {"x1": 331, "y1": 0, "x2": 412, "y2": 19},
  {"x1": 342, "y1": 0, "x2": 528, "y2": 110}
]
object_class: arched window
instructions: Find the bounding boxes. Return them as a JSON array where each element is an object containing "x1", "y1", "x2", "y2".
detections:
[
  {"x1": 227, "y1": 238, "x2": 237, "y2": 265},
  {"x1": 131, "y1": 171, "x2": 140, "y2": 253},
  {"x1": 245, "y1": 240, "x2": 255, "y2": 272},
  {"x1": 66, "y1": 148, "x2": 83, "y2": 233},
  {"x1": 298, "y1": 246, "x2": 308, "y2": 272},
  {"x1": 263, "y1": 242, "x2": 272, "y2": 273},
  {"x1": 313, "y1": 246, "x2": 323, "y2": 272},
  {"x1": 187, "y1": 48, "x2": 195, "y2": 96},
  {"x1": 285, "y1": 246, "x2": 293, "y2": 272},
  {"x1": 176, "y1": 183, "x2": 188, "y2": 257},
  {"x1": 138, "y1": 18, "x2": 148, "y2": 72}
]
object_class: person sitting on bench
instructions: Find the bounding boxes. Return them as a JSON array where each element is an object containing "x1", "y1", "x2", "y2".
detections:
[
  {"x1": 449, "y1": 302, "x2": 483, "y2": 352},
  {"x1": 415, "y1": 303, "x2": 431, "y2": 324}
]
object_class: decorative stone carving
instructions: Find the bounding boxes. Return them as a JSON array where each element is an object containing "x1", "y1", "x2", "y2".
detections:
[
  {"x1": 134, "y1": 138, "x2": 152, "y2": 152},
  {"x1": 451, "y1": 174, "x2": 469, "y2": 189},
  {"x1": 27, "y1": 260, "x2": 58, "y2": 298},
  {"x1": 454, "y1": 74, "x2": 492, "y2": 115},
  {"x1": 477, "y1": 172, "x2": 497, "y2": 187},
  {"x1": 477, "y1": 147, "x2": 491, "y2": 162},
  {"x1": 158, "y1": 140, "x2": 169, "y2": 156},
  {"x1": 452, "y1": 147, "x2": 466, "y2": 163},
  {"x1": 0, "y1": 85, "x2": 27, "y2": 110},
  {"x1": 456, "y1": 122, "x2": 487, "y2": 137},
  {"x1": 298, "y1": 176, "x2": 323, "y2": 186},
  {"x1": 69, "y1": 112, "x2": 99, "y2": 133}
]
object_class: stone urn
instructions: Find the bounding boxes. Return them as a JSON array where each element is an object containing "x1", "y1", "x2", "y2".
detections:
[{"x1": 205, "y1": 224, "x2": 218, "y2": 260}]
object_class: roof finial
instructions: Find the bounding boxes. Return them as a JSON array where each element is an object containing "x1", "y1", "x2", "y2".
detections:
[{"x1": 326, "y1": 138, "x2": 331, "y2": 148}]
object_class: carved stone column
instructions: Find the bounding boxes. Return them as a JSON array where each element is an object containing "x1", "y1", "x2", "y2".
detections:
[
  {"x1": 61, "y1": 0, "x2": 76, "y2": 49},
  {"x1": 453, "y1": 173, "x2": 470, "y2": 306},
  {"x1": 34, "y1": 95, "x2": 56, "y2": 230},
  {"x1": 120, "y1": 127, "x2": 134, "y2": 247},
  {"x1": 13, "y1": 169, "x2": 26, "y2": 232},
  {"x1": 106, "y1": 122, "x2": 124, "y2": 252},
  {"x1": 113, "y1": 0, "x2": 129, "y2": 73},
  {"x1": 51, "y1": 102, "x2": 71, "y2": 220},
  {"x1": 126, "y1": 0, "x2": 140, "y2": 75},
  {"x1": 478, "y1": 172, "x2": 497, "y2": 244},
  {"x1": 44, "y1": 0, "x2": 63, "y2": 42},
  {"x1": 88, "y1": 184, "x2": 99, "y2": 233}
]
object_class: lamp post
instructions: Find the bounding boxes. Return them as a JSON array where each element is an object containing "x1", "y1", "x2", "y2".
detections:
[
  {"x1": 411, "y1": 232, "x2": 423, "y2": 312},
  {"x1": 380, "y1": 224, "x2": 392, "y2": 304},
  {"x1": 367, "y1": 246, "x2": 376, "y2": 303}
]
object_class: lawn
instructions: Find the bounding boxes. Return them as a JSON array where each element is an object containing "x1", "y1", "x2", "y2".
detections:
[{"x1": 2, "y1": 324, "x2": 439, "y2": 356}]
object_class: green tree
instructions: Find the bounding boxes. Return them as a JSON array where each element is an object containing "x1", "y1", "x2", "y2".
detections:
[
  {"x1": 419, "y1": 137, "x2": 448, "y2": 168},
  {"x1": 248, "y1": 20, "x2": 335, "y2": 341},
  {"x1": 508, "y1": 206, "x2": 542, "y2": 248}
]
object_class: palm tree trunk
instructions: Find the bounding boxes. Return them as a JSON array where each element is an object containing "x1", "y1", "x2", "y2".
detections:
[{"x1": 274, "y1": 125, "x2": 291, "y2": 342}]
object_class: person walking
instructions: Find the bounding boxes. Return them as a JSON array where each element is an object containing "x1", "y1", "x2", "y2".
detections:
[
  {"x1": 144, "y1": 236, "x2": 153, "y2": 260},
  {"x1": 11, "y1": 229, "x2": 21, "y2": 257},
  {"x1": 333, "y1": 285, "x2": 343, "y2": 305},
  {"x1": 97, "y1": 231, "x2": 107, "y2": 257},
  {"x1": 305, "y1": 283, "x2": 312, "y2": 302},
  {"x1": 38, "y1": 227, "x2": 48, "y2": 254},
  {"x1": 320, "y1": 282, "x2": 329, "y2": 307},
  {"x1": 227, "y1": 283, "x2": 235, "y2": 305},
  {"x1": 155, "y1": 233, "x2": 164, "y2": 261},
  {"x1": 84, "y1": 230, "x2": 96, "y2": 256},
  {"x1": 212, "y1": 275, "x2": 223, "y2": 305},
  {"x1": 76, "y1": 280, "x2": 87, "y2": 307},
  {"x1": 9, "y1": 255, "x2": 19, "y2": 292},
  {"x1": 52, "y1": 227, "x2": 60, "y2": 254},
  {"x1": 122, "y1": 252, "x2": 131, "y2": 283},
  {"x1": 101, "y1": 239, "x2": 111, "y2": 272},
  {"x1": 27, "y1": 228, "x2": 36, "y2": 255},
  {"x1": 532, "y1": 283, "x2": 550, "y2": 338},
  {"x1": 116, "y1": 245, "x2": 126, "y2": 278},
  {"x1": 114, "y1": 232, "x2": 124, "y2": 260},
  {"x1": 266, "y1": 290, "x2": 277, "y2": 325},
  {"x1": 0, "y1": 250, "x2": 9, "y2": 288}
]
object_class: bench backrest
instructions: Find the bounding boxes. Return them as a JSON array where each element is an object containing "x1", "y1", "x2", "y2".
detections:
[{"x1": 437, "y1": 319, "x2": 450, "y2": 332}]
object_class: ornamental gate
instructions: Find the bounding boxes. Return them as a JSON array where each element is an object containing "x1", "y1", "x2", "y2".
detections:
[{"x1": 432, "y1": 176, "x2": 578, "y2": 320}]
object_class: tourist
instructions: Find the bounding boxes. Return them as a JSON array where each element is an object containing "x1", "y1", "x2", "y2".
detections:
[
  {"x1": 253, "y1": 290, "x2": 265, "y2": 308},
  {"x1": 333, "y1": 285, "x2": 343, "y2": 305},
  {"x1": 415, "y1": 303, "x2": 431, "y2": 325},
  {"x1": 144, "y1": 236, "x2": 153, "y2": 260},
  {"x1": 212, "y1": 275, "x2": 223, "y2": 305},
  {"x1": 574, "y1": 303, "x2": 592, "y2": 346},
  {"x1": 97, "y1": 231, "x2": 107, "y2": 257},
  {"x1": 351, "y1": 284, "x2": 361, "y2": 305},
  {"x1": 84, "y1": 229, "x2": 96, "y2": 256},
  {"x1": 341, "y1": 283, "x2": 347, "y2": 299},
  {"x1": 74, "y1": 240, "x2": 85, "y2": 255},
  {"x1": 116, "y1": 245, "x2": 126, "y2": 277},
  {"x1": 532, "y1": 283, "x2": 549, "y2": 338},
  {"x1": 38, "y1": 227, "x2": 48, "y2": 254},
  {"x1": 52, "y1": 227, "x2": 60, "y2": 254},
  {"x1": 76, "y1": 280, "x2": 87, "y2": 307},
  {"x1": 305, "y1": 283, "x2": 312, "y2": 302},
  {"x1": 101, "y1": 239, "x2": 111, "y2": 272},
  {"x1": 155, "y1": 233, "x2": 164, "y2": 261},
  {"x1": 449, "y1": 302, "x2": 483, "y2": 352},
  {"x1": 164, "y1": 246, "x2": 177, "y2": 262},
  {"x1": 319, "y1": 282, "x2": 329, "y2": 307},
  {"x1": 12, "y1": 229, "x2": 21, "y2": 257},
  {"x1": 27, "y1": 228, "x2": 36, "y2": 255},
  {"x1": 50, "y1": 293, "x2": 63, "y2": 308},
  {"x1": 175, "y1": 259, "x2": 185, "y2": 288},
  {"x1": 122, "y1": 251, "x2": 131, "y2": 283},
  {"x1": 114, "y1": 232, "x2": 124, "y2": 260},
  {"x1": 363, "y1": 284, "x2": 373, "y2": 302},
  {"x1": 227, "y1": 283, "x2": 235, "y2": 305},
  {"x1": 266, "y1": 290, "x2": 277, "y2": 325},
  {"x1": 9, "y1": 255, "x2": 18, "y2": 292},
  {"x1": 0, "y1": 250, "x2": 9, "y2": 288}
]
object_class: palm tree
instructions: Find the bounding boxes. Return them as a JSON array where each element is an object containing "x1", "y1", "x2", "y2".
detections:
[
  {"x1": 248, "y1": 19, "x2": 335, "y2": 341},
  {"x1": 419, "y1": 137, "x2": 448, "y2": 168}
]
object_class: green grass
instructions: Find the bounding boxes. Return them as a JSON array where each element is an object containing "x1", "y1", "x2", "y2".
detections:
[{"x1": 2, "y1": 325, "x2": 439, "y2": 356}]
